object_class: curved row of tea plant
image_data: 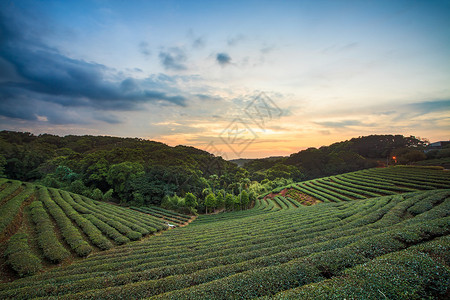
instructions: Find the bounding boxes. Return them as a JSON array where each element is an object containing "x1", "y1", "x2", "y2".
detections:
[
  {"x1": 0, "y1": 182, "x2": 34, "y2": 234},
  {"x1": 269, "y1": 166, "x2": 450, "y2": 204},
  {"x1": 130, "y1": 206, "x2": 191, "y2": 226},
  {"x1": 1, "y1": 188, "x2": 448, "y2": 299},
  {"x1": 0, "y1": 181, "x2": 178, "y2": 278},
  {"x1": 4, "y1": 233, "x2": 42, "y2": 277}
]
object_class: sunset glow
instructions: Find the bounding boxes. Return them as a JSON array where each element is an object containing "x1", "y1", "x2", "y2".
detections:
[{"x1": 1, "y1": 0, "x2": 449, "y2": 158}]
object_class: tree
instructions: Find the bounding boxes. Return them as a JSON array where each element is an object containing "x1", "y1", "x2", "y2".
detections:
[
  {"x1": 240, "y1": 190, "x2": 250, "y2": 209},
  {"x1": 106, "y1": 162, "x2": 144, "y2": 200},
  {"x1": 0, "y1": 155, "x2": 6, "y2": 178},
  {"x1": 208, "y1": 175, "x2": 219, "y2": 193},
  {"x1": 184, "y1": 192, "x2": 198, "y2": 212},
  {"x1": 103, "y1": 189, "x2": 114, "y2": 202},
  {"x1": 215, "y1": 191, "x2": 224, "y2": 210},
  {"x1": 85, "y1": 158, "x2": 109, "y2": 191},
  {"x1": 70, "y1": 179, "x2": 88, "y2": 196},
  {"x1": 204, "y1": 193, "x2": 216, "y2": 214},
  {"x1": 91, "y1": 188, "x2": 103, "y2": 201},
  {"x1": 225, "y1": 193, "x2": 234, "y2": 211},
  {"x1": 233, "y1": 195, "x2": 241, "y2": 211},
  {"x1": 132, "y1": 192, "x2": 144, "y2": 206}
]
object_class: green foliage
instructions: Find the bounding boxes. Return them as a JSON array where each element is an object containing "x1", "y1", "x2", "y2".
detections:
[
  {"x1": 271, "y1": 249, "x2": 449, "y2": 299},
  {"x1": 0, "y1": 131, "x2": 244, "y2": 206},
  {"x1": 215, "y1": 191, "x2": 224, "y2": 209},
  {"x1": 225, "y1": 193, "x2": 234, "y2": 211},
  {"x1": 0, "y1": 154, "x2": 6, "y2": 177},
  {"x1": 0, "y1": 188, "x2": 448, "y2": 299},
  {"x1": 131, "y1": 206, "x2": 190, "y2": 225},
  {"x1": 233, "y1": 194, "x2": 241, "y2": 210},
  {"x1": 84, "y1": 214, "x2": 130, "y2": 245},
  {"x1": 204, "y1": 193, "x2": 216, "y2": 213},
  {"x1": 4, "y1": 233, "x2": 42, "y2": 277},
  {"x1": 69, "y1": 179, "x2": 89, "y2": 196},
  {"x1": 91, "y1": 188, "x2": 103, "y2": 201},
  {"x1": 54, "y1": 190, "x2": 113, "y2": 250},
  {"x1": 162, "y1": 194, "x2": 185, "y2": 211},
  {"x1": 243, "y1": 134, "x2": 428, "y2": 181},
  {"x1": 29, "y1": 200, "x2": 70, "y2": 263},
  {"x1": 107, "y1": 161, "x2": 144, "y2": 199},
  {"x1": 267, "y1": 166, "x2": 450, "y2": 204},
  {"x1": 103, "y1": 188, "x2": 114, "y2": 201},
  {"x1": 184, "y1": 192, "x2": 197, "y2": 209},
  {"x1": 0, "y1": 182, "x2": 34, "y2": 232},
  {"x1": 392, "y1": 148, "x2": 427, "y2": 164},
  {"x1": 38, "y1": 187, "x2": 93, "y2": 257},
  {"x1": 240, "y1": 190, "x2": 250, "y2": 209}
]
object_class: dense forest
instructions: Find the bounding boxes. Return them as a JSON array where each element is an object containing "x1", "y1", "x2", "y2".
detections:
[
  {"x1": 242, "y1": 135, "x2": 432, "y2": 181},
  {"x1": 0, "y1": 131, "x2": 251, "y2": 212},
  {"x1": 0, "y1": 131, "x2": 443, "y2": 212}
]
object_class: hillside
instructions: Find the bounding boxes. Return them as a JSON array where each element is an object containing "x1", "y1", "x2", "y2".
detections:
[
  {"x1": 0, "y1": 131, "x2": 243, "y2": 208},
  {"x1": 0, "y1": 166, "x2": 449, "y2": 298},
  {"x1": 262, "y1": 165, "x2": 450, "y2": 205},
  {"x1": 242, "y1": 134, "x2": 431, "y2": 181},
  {"x1": 230, "y1": 156, "x2": 285, "y2": 167},
  {"x1": 0, "y1": 179, "x2": 191, "y2": 279}
]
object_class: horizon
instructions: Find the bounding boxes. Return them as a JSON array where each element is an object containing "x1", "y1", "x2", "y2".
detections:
[
  {"x1": 2, "y1": 129, "x2": 444, "y2": 161},
  {"x1": 1, "y1": 1, "x2": 449, "y2": 159}
]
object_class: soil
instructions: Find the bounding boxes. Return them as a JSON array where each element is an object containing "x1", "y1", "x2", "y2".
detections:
[{"x1": 264, "y1": 188, "x2": 321, "y2": 206}]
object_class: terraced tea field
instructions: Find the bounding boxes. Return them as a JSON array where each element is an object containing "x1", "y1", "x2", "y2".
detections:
[
  {"x1": 0, "y1": 179, "x2": 190, "y2": 278},
  {"x1": 0, "y1": 166, "x2": 448, "y2": 299},
  {"x1": 262, "y1": 166, "x2": 450, "y2": 209}
]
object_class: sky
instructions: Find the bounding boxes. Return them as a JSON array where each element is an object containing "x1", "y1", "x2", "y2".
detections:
[{"x1": 0, "y1": 0, "x2": 449, "y2": 159}]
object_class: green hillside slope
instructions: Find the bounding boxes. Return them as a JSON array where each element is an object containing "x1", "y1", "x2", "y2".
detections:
[
  {"x1": 0, "y1": 189, "x2": 448, "y2": 298},
  {"x1": 0, "y1": 179, "x2": 191, "y2": 278},
  {"x1": 262, "y1": 166, "x2": 450, "y2": 208}
]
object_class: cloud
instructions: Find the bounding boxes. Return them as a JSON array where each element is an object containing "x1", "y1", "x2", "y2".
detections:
[
  {"x1": 315, "y1": 120, "x2": 372, "y2": 128},
  {"x1": 187, "y1": 30, "x2": 206, "y2": 49},
  {"x1": 192, "y1": 37, "x2": 205, "y2": 49},
  {"x1": 407, "y1": 99, "x2": 450, "y2": 115},
  {"x1": 0, "y1": 8, "x2": 187, "y2": 124},
  {"x1": 158, "y1": 47, "x2": 187, "y2": 71},
  {"x1": 260, "y1": 45, "x2": 275, "y2": 54},
  {"x1": 138, "y1": 41, "x2": 151, "y2": 57},
  {"x1": 216, "y1": 53, "x2": 231, "y2": 66},
  {"x1": 227, "y1": 34, "x2": 246, "y2": 46}
]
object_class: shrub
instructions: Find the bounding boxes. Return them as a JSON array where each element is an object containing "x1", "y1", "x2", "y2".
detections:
[
  {"x1": 39, "y1": 188, "x2": 92, "y2": 257},
  {"x1": 91, "y1": 188, "x2": 103, "y2": 201},
  {"x1": 4, "y1": 233, "x2": 42, "y2": 277},
  {"x1": 29, "y1": 200, "x2": 70, "y2": 263}
]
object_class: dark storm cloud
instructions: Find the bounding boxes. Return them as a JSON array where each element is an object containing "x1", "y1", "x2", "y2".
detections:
[
  {"x1": 216, "y1": 53, "x2": 231, "y2": 66},
  {"x1": 158, "y1": 47, "x2": 187, "y2": 71},
  {"x1": 0, "y1": 8, "x2": 187, "y2": 125}
]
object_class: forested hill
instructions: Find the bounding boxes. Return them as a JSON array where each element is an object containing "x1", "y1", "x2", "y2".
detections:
[
  {"x1": 0, "y1": 132, "x2": 438, "y2": 209},
  {"x1": 0, "y1": 131, "x2": 244, "y2": 206},
  {"x1": 242, "y1": 135, "x2": 429, "y2": 181}
]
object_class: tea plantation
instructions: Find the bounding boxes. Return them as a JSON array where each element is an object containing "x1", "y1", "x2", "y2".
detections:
[
  {"x1": 0, "y1": 166, "x2": 449, "y2": 299},
  {"x1": 0, "y1": 179, "x2": 190, "y2": 278}
]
